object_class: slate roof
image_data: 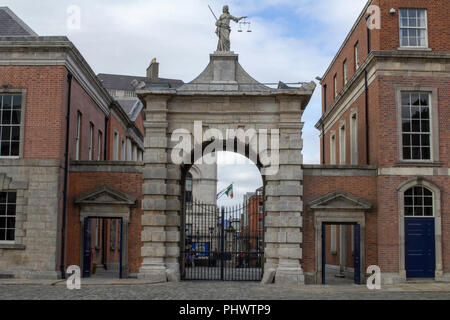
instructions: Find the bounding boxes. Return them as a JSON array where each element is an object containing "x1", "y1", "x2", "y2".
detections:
[
  {"x1": 98, "y1": 73, "x2": 183, "y2": 122},
  {"x1": 97, "y1": 73, "x2": 184, "y2": 91},
  {"x1": 0, "y1": 7, "x2": 37, "y2": 36},
  {"x1": 116, "y1": 99, "x2": 143, "y2": 122}
]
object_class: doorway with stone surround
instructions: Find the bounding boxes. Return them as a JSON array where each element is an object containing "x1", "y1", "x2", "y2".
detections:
[
  {"x1": 75, "y1": 186, "x2": 137, "y2": 279},
  {"x1": 307, "y1": 191, "x2": 372, "y2": 285}
]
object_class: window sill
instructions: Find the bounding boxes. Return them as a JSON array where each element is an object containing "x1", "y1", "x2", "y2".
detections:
[
  {"x1": 397, "y1": 47, "x2": 432, "y2": 51},
  {"x1": 395, "y1": 161, "x2": 443, "y2": 167},
  {"x1": 0, "y1": 243, "x2": 26, "y2": 250}
]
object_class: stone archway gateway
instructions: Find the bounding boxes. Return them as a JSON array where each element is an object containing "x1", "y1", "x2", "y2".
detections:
[{"x1": 136, "y1": 50, "x2": 315, "y2": 285}]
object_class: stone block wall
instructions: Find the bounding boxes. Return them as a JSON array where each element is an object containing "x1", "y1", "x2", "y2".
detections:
[{"x1": 0, "y1": 159, "x2": 62, "y2": 279}]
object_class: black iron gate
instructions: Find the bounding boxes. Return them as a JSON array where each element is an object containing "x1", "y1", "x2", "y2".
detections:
[{"x1": 181, "y1": 200, "x2": 263, "y2": 281}]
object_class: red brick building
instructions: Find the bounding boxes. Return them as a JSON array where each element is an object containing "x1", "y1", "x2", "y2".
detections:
[
  {"x1": 0, "y1": 7, "x2": 178, "y2": 279},
  {"x1": 248, "y1": 188, "x2": 264, "y2": 254},
  {"x1": 242, "y1": 187, "x2": 264, "y2": 267},
  {"x1": 308, "y1": 0, "x2": 450, "y2": 284}
]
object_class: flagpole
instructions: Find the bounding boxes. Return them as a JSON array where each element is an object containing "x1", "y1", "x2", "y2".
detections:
[{"x1": 216, "y1": 182, "x2": 234, "y2": 200}]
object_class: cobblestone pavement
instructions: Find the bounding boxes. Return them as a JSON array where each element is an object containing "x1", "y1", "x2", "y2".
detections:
[{"x1": 0, "y1": 281, "x2": 450, "y2": 300}]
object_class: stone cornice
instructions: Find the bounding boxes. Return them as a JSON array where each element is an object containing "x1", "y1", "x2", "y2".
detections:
[
  {"x1": 70, "y1": 160, "x2": 143, "y2": 173},
  {"x1": 302, "y1": 164, "x2": 377, "y2": 177},
  {"x1": 137, "y1": 89, "x2": 315, "y2": 97},
  {"x1": 0, "y1": 36, "x2": 113, "y2": 116}
]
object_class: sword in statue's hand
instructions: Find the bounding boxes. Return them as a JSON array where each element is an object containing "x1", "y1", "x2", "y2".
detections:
[{"x1": 208, "y1": 5, "x2": 218, "y2": 21}]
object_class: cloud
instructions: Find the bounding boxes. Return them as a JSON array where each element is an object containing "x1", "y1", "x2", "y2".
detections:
[{"x1": 2, "y1": 0, "x2": 368, "y2": 200}]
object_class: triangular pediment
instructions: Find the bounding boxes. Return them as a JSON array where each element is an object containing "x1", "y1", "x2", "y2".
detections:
[
  {"x1": 307, "y1": 191, "x2": 372, "y2": 211},
  {"x1": 75, "y1": 186, "x2": 136, "y2": 206}
]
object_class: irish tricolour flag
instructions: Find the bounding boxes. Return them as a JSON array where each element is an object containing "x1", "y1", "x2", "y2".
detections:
[{"x1": 225, "y1": 184, "x2": 234, "y2": 199}]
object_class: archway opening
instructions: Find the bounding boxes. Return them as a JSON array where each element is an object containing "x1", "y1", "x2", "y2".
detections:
[{"x1": 179, "y1": 147, "x2": 265, "y2": 281}]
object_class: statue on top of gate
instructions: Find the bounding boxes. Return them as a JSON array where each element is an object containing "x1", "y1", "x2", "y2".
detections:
[{"x1": 209, "y1": 5, "x2": 247, "y2": 52}]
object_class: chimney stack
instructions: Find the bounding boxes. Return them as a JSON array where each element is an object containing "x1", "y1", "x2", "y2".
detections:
[{"x1": 147, "y1": 58, "x2": 159, "y2": 82}]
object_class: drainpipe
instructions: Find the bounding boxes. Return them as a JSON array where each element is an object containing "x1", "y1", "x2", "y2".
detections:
[
  {"x1": 364, "y1": 69, "x2": 370, "y2": 165},
  {"x1": 60, "y1": 72, "x2": 73, "y2": 279}
]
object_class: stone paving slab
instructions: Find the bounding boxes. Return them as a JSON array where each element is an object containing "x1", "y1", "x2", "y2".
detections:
[{"x1": 0, "y1": 281, "x2": 449, "y2": 300}]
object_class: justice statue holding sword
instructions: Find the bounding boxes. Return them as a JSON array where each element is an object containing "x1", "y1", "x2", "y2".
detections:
[{"x1": 209, "y1": 5, "x2": 247, "y2": 52}]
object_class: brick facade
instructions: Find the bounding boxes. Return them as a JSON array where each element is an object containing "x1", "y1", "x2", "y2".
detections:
[{"x1": 315, "y1": 0, "x2": 450, "y2": 284}]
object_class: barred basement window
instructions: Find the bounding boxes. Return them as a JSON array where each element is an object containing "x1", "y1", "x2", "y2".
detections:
[
  {"x1": 404, "y1": 186, "x2": 433, "y2": 217},
  {"x1": 0, "y1": 95, "x2": 22, "y2": 157},
  {"x1": 399, "y1": 9, "x2": 428, "y2": 48},
  {"x1": 401, "y1": 92, "x2": 431, "y2": 160},
  {"x1": 0, "y1": 192, "x2": 16, "y2": 242}
]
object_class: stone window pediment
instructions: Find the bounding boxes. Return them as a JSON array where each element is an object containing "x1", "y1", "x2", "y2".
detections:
[
  {"x1": 75, "y1": 186, "x2": 136, "y2": 206},
  {"x1": 307, "y1": 191, "x2": 372, "y2": 211}
]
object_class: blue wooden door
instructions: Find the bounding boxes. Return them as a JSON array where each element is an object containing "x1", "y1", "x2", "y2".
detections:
[
  {"x1": 405, "y1": 218, "x2": 435, "y2": 278},
  {"x1": 353, "y1": 224, "x2": 361, "y2": 284},
  {"x1": 82, "y1": 218, "x2": 91, "y2": 278}
]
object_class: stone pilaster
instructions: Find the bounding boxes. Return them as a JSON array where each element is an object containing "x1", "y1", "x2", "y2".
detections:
[
  {"x1": 139, "y1": 96, "x2": 172, "y2": 282},
  {"x1": 266, "y1": 97, "x2": 305, "y2": 285},
  {"x1": 164, "y1": 162, "x2": 181, "y2": 281}
]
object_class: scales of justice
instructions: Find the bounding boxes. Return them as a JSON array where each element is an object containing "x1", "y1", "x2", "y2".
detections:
[{"x1": 208, "y1": 5, "x2": 251, "y2": 52}]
